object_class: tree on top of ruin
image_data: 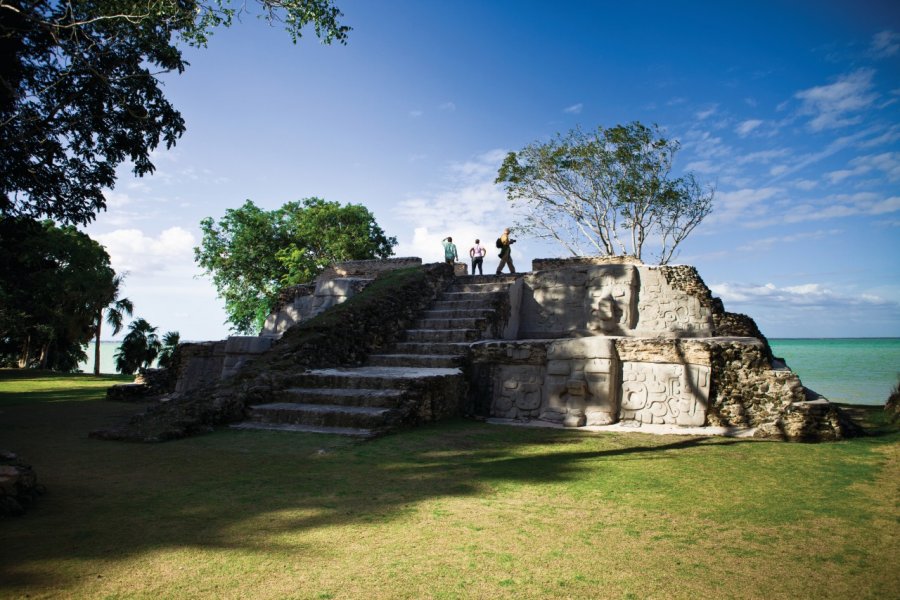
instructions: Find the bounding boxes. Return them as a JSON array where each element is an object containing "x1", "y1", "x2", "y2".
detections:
[{"x1": 495, "y1": 122, "x2": 714, "y2": 264}]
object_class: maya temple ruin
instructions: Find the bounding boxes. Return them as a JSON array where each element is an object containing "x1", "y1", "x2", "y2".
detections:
[{"x1": 97, "y1": 256, "x2": 860, "y2": 443}]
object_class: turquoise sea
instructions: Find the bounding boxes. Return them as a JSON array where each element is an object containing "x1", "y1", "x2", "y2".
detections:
[
  {"x1": 78, "y1": 341, "x2": 128, "y2": 375},
  {"x1": 79, "y1": 339, "x2": 899, "y2": 406},
  {"x1": 769, "y1": 338, "x2": 900, "y2": 406}
]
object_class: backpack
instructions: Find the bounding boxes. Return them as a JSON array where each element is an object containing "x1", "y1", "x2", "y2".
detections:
[{"x1": 496, "y1": 237, "x2": 503, "y2": 248}]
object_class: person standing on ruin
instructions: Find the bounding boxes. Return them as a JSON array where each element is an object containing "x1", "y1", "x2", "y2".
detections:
[
  {"x1": 469, "y1": 238, "x2": 486, "y2": 275},
  {"x1": 442, "y1": 236, "x2": 458, "y2": 267},
  {"x1": 495, "y1": 228, "x2": 516, "y2": 274}
]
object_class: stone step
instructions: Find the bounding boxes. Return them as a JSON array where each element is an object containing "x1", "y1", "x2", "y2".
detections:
[
  {"x1": 431, "y1": 299, "x2": 501, "y2": 311},
  {"x1": 414, "y1": 317, "x2": 488, "y2": 330},
  {"x1": 274, "y1": 387, "x2": 406, "y2": 408},
  {"x1": 454, "y1": 274, "x2": 521, "y2": 284},
  {"x1": 421, "y1": 308, "x2": 495, "y2": 320},
  {"x1": 404, "y1": 329, "x2": 482, "y2": 343},
  {"x1": 366, "y1": 353, "x2": 463, "y2": 368},
  {"x1": 288, "y1": 366, "x2": 462, "y2": 391},
  {"x1": 246, "y1": 402, "x2": 398, "y2": 429},
  {"x1": 447, "y1": 281, "x2": 514, "y2": 293},
  {"x1": 393, "y1": 341, "x2": 473, "y2": 356},
  {"x1": 440, "y1": 291, "x2": 505, "y2": 303},
  {"x1": 231, "y1": 421, "x2": 379, "y2": 438}
]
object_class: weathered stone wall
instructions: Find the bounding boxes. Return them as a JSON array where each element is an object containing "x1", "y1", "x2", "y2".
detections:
[
  {"x1": 93, "y1": 263, "x2": 458, "y2": 442},
  {"x1": 517, "y1": 262, "x2": 713, "y2": 338},
  {"x1": 173, "y1": 341, "x2": 226, "y2": 395},
  {"x1": 474, "y1": 338, "x2": 715, "y2": 428},
  {"x1": 634, "y1": 267, "x2": 713, "y2": 337},
  {"x1": 318, "y1": 257, "x2": 422, "y2": 279},
  {"x1": 532, "y1": 255, "x2": 644, "y2": 270},
  {"x1": 220, "y1": 336, "x2": 274, "y2": 379},
  {"x1": 472, "y1": 333, "x2": 859, "y2": 441},
  {"x1": 262, "y1": 257, "x2": 424, "y2": 338}
]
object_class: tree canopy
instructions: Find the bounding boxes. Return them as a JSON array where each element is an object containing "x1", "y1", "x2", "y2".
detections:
[
  {"x1": 114, "y1": 317, "x2": 160, "y2": 374},
  {"x1": 0, "y1": 217, "x2": 117, "y2": 370},
  {"x1": 495, "y1": 122, "x2": 714, "y2": 264},
  {"x1": 195, "y1": 198, "x2": 397, "y2": 333},
  {"x1": 0, "y1": 0, "x2": 349, "y2": 225}
]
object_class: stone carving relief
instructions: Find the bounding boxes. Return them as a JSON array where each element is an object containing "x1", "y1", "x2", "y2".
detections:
[
  {"x1": 635, "y1": 268, "x2": 712, "y2": 337},
  {"x1": 520, "y1": 270, "x2": 589, "y2": 336},
  {"x1": 542, "y1": 338, "x2": 619, "y2": 426},
  {"x1": 587, "y1": 265, "x2": 638, "y2": 335},
  {"x1": 491, "y1": 365, "x2": 544, "y2": 420},
  {"x1": 619, "y1": 362, "x2": 710, "y2": 426}
]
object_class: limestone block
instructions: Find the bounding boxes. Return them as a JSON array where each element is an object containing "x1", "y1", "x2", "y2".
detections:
[
  {"x1": 635, "y1": 266, "x2": 713, "y2": 337},
  {"x1": 540, "y1": 337, "x2": 620, "y2": 426},
  {"x1": 584, "y1": 362, "x2": 618, "y2": 425},
  {"x1": 315, "y1": 277, "x2": 358, "y2": 297},
  {"x1": 519, "y1": 270, "x2": 590, "y2": 336},
  {"x1": 547, "y1": 336, "x2": 616, "y2": 360},
  {"x1": 586, "y1": 264, "x2": 638, "y2": 334},
  {"x1": 224, "y1": 336, "x2": 274, "y2": 355},
  {"x1": 619, "y1": 362, "x2": 709, "y2": 426},
  {"x1": 174, "y1": 341, "x2": 227, "y2": 395},
  {"x1": 492, "y1": 364, "x2": 544, "y2": 418}
]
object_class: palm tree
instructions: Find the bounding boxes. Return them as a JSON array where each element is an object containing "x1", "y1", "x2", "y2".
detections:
[
  {"x1": 156, "y1": 331, "x2": 181, "y2": 370},
  {"x1": 93, "y1": 274, "x2": 133, "y2": 375},
  {"x1": 114, "y1": 318, "x2": 161, "y2": 375}
]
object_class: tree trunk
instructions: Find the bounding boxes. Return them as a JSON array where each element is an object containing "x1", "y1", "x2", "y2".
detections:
[
  {"x1": 94, "y1": 312, "x2": 102, "y2": 376},
  {"x1": 18, "y1": 335, "x2": 31, "y2": 368},
  {"x1": 39, "y1": 343, "x2": 49, "y2": 369}
]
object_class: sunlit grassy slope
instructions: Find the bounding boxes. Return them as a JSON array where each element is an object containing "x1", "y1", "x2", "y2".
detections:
[{"x1": 1, "y1": 370, "x2": 897, "y2": 599}]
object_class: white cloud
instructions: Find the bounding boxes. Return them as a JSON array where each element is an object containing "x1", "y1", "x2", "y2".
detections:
[
  {"x1": 409, "y1": 109, "x2": 423, "y2": 118},
  {"x1": 685, "y1": 160, "x2": 718, "y2": 174},
  {"x1": 767, "y1": 126, "x2": 880, "y2": 180},
  {"x1": 94, "y1": 226, "x2": 196, "y2": 276},
  {"x1": 735, "y1": 119, "x2": 763, "y2": 136},
  {"x1": 704, "y1": 187, "x2": 781, "y2": 224},
  {"x1": 695, "y1": 105, "x2": 718, "y2": 120},
  {"x1": 870, "y1": 30, "x2": 900, "y2": 58},
  {"x1": 438, "y1": 101, "x2": 457, "y2": 112},
  {"x1": 736, "y1": 229, "x2": 841, "y2": 252},
  {"x1": 563, "y1": 103, "x2": 583, "y2": 114},
  {"x1": 709, "y1": 281, "x2": 895, "y2": 309},
  {"x1": 776, "y1": 193, "x2": 900, "y2": 224},
  {"x1": 827, "y1": 152, "x2": 900, "y2": 184},
  {"x1": 795, "y1": 69, "x2": 879, "y2": 131},
  {"x1": 735, "y1": 148, "x2": 790, "y2": 165},
  {"x1": 793, "y1": 179, "x2": 818, "y2": 191},
  {"x1": 392, "y1": 150, "x2": 517, "y2": 262}
]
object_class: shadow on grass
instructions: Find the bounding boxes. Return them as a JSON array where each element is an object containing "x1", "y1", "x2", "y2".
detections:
[
  {"x1": 0, "y1": 388, "x2": 745, "y2": 593},
  {"x1": 1, "y1": 392, "x2": 895, "y2": 595}
]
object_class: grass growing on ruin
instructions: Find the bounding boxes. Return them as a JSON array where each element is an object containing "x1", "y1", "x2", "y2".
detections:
[{"x1": 1, "y1": 372, "x2": 898, "y2": 600}]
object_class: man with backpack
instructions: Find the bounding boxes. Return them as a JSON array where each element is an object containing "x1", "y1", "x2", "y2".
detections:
[{"x1": 495, "y1": 228, "x2": 516, "y2": 274}]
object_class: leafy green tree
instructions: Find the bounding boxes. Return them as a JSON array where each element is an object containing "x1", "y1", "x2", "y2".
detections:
[
  {"x1": 156, "y1": 331, "x2": 181, "y2": 370},
  {"x1": 0, "y1": 217, "x2": 118, "y2": 370},
  {"x1": 91, "y1": 274, "x2": 134, "y2": 376},
  {"x1": 115, "y1": 318, "x2": 161, "y2": 375},
  {"x1": 195, "y1": 198, "x2": 397, "y2": 333},
  {"x1": 0, "y1": 0, "x2": 349, "y2": 225},
  {"x1": 496, "y1": 122, "x2": 714, "y2": 264}
]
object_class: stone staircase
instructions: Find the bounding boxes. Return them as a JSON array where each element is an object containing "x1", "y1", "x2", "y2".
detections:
[{"x1": 232, "y1": 275, "x2": 520, "y2": 437}]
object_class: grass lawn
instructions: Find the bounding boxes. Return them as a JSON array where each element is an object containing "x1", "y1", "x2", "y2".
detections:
[{"x1": 1, "y1": 370, "x2": 898, "y2": 599}]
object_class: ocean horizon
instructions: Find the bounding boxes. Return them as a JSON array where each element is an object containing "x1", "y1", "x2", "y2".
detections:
[{"x1": 78, "y1": 337, "x2": 900, "y2": 406}]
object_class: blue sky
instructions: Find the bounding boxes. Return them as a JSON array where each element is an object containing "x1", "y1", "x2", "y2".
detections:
[{"x1": 82, "y1": 0, "x2": 900, "y2": 340}]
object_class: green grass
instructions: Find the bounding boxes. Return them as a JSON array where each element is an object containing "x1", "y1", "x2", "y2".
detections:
[{"x1": 1, "y1": 370, "x2": 898, "y2": 599}]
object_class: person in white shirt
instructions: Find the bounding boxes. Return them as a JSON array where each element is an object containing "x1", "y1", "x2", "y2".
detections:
[{"x1": 469, "y1": 238, "x2": 486, "y2": 275}]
